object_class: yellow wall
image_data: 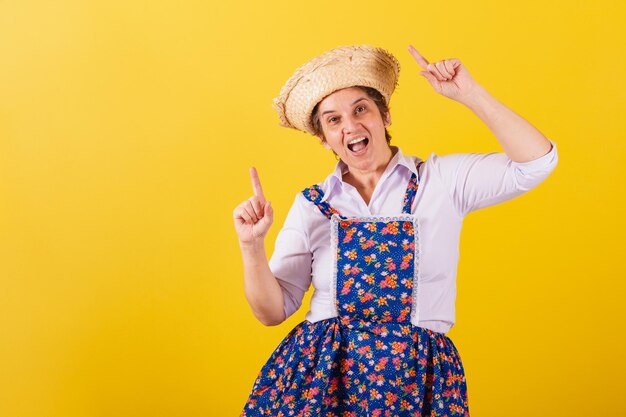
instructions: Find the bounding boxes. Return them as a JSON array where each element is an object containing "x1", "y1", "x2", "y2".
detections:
[{"x1": 1, "y1": 1, "x2": 624, "y2": 416}]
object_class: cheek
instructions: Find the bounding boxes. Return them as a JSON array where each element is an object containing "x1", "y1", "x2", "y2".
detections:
[
  {"x1": 324, "y1": 133, "x2": 342, "y2": 148},
  {"x1": 329, "y1": 142, "x2": 344, "y2": 154}
]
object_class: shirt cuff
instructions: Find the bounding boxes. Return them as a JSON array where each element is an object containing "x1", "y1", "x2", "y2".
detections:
[{"x1": 510, "y1": 139, "x2": 558, "y2": 171}]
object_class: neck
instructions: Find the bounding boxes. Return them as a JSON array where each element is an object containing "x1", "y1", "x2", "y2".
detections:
[{"x1": 343, "y1": 146, "x2": 397, "y2": 205}]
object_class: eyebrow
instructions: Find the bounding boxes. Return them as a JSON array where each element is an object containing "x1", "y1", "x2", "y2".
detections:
[{"x1": 321, "y1": 97, "x2": 368, "y2": 116}]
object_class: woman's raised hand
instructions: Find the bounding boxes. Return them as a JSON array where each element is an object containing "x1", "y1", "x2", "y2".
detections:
[
  {"x1": 233, "y1": 167, "x2": 274, "y2": 245},
  {"x1": 408, "y1": 45, "x2": 480, "y2": 105}
]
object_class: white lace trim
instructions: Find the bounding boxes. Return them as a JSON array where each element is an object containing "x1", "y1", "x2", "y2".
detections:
[
  {"x1": 333, "y1": 214, "x2": 416, "y2": 223},
  {"x1": 329, "y1": 214, "x2": 420, "y2": 320},
  {"x1": 410, "y1": 216, "x2": 421, "y2": 325},
  {"x1": 329, "y1": 214, "x2": 341, "y2": 316}
]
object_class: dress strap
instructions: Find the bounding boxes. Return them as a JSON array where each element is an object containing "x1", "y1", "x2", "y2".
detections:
[
  {"x1": 401, "y1": 161, "x2": 424, "y2": 214},
  {"x1": 301, "y1": 184, "x2": 342, "y2": 220},
  {"x1": 305, "y1": 161, "x2": 424, "y2": 218}
]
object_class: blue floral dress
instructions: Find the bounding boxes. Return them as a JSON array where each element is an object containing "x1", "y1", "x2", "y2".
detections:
[{"x1": 241, "y1": 167, "x2": 470, "y2": 416}]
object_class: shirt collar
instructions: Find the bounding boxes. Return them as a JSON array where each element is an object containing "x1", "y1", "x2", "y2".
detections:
[{"x1": 320, "y1": 147, "x2": 421, "y2": 202}]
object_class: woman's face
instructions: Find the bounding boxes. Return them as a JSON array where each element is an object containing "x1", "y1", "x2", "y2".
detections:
[{"x1": 316, "y1": 87, "x2": 392, "y2": 173}]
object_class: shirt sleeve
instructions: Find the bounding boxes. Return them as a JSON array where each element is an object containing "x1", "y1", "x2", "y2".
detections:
[
  {"x1": 430, "y1": 139, "x2": 559, "y2": 216},
  {"x1": 268, "y1": 193, "x2": 313, "y2": 320}
]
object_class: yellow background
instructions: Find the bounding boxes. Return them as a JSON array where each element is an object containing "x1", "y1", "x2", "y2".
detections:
[{"x1": 1, "y1": 0, "x2": 625, "y2": 416}]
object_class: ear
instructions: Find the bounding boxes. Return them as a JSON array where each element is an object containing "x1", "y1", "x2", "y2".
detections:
[{"x1": 384, "y1": 112, "x2": 392, "y2": 127}]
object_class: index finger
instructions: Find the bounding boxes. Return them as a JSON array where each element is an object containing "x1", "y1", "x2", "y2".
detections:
[
  {"x1": 407, "y1": 45, "x2": 430, "y2": 70},
  {"x1": 249, "y1": 167, "x2": 266, "y2": 200}
]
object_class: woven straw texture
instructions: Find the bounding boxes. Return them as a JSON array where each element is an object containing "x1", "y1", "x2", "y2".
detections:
[{"x1": 272, "y1": 45, "x2": 400, "y2": 136}]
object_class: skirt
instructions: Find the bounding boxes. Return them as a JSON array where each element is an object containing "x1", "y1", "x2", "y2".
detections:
[{"x1": 241, "y1": 316, "x2": 470, "y2": 416}]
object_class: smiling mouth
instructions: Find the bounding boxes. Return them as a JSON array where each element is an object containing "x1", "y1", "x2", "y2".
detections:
[{"x1": 347, "y1": 136, "x2": 369, "y2": 153}]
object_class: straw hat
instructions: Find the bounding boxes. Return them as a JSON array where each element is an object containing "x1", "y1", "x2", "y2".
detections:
[{"x1": 272, "y1": 45, "x2": 400, "y2": 136}]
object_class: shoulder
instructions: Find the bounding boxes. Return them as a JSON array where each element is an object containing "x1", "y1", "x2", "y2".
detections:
[
  {"x1": 402, "y1": 150, "x2": 453, "y2": 179},
  {"x1": 298, "y1": 170, "x2": 340, "y2": 203},
  {"x1": 421, "y1": 149, "x2": 501, "y2": 177}
]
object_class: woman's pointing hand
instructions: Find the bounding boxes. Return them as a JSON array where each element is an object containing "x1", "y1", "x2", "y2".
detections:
[
  {"x1": 233, "y1": 167, "x2": 274, "y2": 245},
  {"x1": 408, "y1": 45, "x2": 480, "y2": 105}
]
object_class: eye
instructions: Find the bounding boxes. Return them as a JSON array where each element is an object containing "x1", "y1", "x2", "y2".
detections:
[
  {"x1": 355, "y1": 105, "x2": 366, "y2": 113},
  {"x1": 328, "y1": 116, "x2": 339, "y2": 124}
]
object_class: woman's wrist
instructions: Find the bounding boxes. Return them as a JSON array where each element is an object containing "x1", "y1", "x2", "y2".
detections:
[
  {"x1": 239, "y1": 239, "x2": 266, "y2": 255},
  {"x1": 458, "y1": 84, "x2": 495, "y2": 113}
]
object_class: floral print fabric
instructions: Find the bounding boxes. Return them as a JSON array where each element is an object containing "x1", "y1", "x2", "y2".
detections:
[
  {"x1": 332, "y1": 216, "x2": 417, "y2": 324},
  {"x1": 241, "y1": 318, "x2": 468, "y2": 416},
  {"x1": 242, "y1": 166, "x2": 469, "y2": 416}
]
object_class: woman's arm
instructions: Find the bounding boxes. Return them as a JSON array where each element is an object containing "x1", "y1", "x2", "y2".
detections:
[
  {"x1": 430, "y1": 147, "x2": 558, "y2": 216},
  {"x1": 233, "y1": 168, "x2": 286, "y2": 326},
  {"x1": 460, "y1": 85, "x2": 552, "y2": 162},
  {"x1": 407, "y1": 45, "x2": 553, "y2": 162},
  {"x1": 239, "y1": 241, "x2": 286, "y2": 326}
]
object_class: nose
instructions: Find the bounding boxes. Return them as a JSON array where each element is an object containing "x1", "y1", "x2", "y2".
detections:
[{"x1": 342, "y1": 114, "x2": 359, "y2": 134}]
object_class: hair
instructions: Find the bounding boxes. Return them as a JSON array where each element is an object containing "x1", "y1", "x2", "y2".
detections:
[{"x1": 310, "y1": 86, "x2": 392, "y2": 144}]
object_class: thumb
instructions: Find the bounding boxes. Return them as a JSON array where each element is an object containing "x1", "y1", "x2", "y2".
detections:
[
  {"x1": 260, "y1": 201, "x2": 274, "y2": 228},
  {"x1": 420, "y1": 71, "x2": 440, "y2": 88}
]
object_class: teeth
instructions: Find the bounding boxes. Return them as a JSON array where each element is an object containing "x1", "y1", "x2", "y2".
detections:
[{"x1": 348, "y1": 137, "x2": 367, "y2": 145}]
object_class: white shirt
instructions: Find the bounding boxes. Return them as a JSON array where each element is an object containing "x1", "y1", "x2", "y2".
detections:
[{"x1": 269, "y1": 141, "x2": 559, "y2": 334}]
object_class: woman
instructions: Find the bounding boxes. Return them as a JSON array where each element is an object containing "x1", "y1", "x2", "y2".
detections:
[{"x1": 234, "y1": 44, "x2": 558, "y2": 416}]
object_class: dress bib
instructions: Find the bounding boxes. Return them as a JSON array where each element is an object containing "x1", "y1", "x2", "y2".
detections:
[{"x1": 241, "y1": 166, "x2": 470, "y2": 416}]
